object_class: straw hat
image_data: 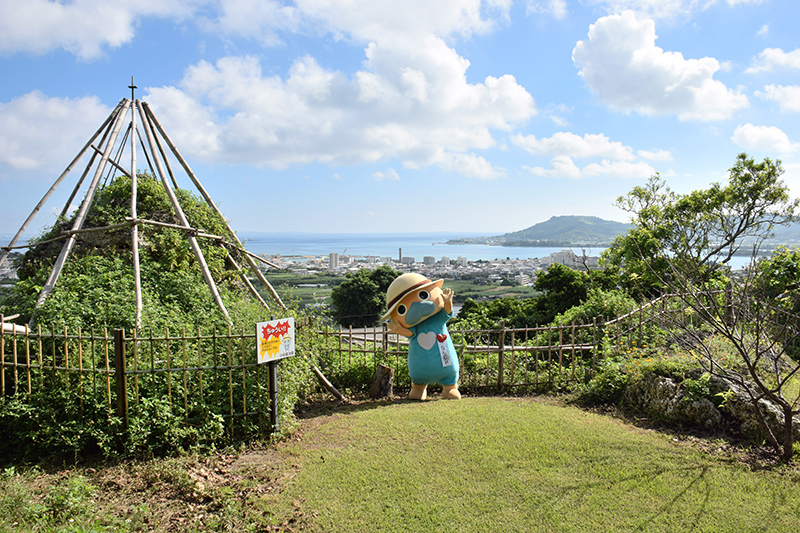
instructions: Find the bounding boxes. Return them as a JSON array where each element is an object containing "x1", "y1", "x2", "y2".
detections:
[{"x1": 382, "y1": 273, "x2": 443, "y2": 321}]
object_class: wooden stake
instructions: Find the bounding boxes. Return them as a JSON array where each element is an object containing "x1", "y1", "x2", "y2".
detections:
[
  {"x1": 58, "y1": 112, "x2": 121, "y2": 222},
  {"x1": 141, "y1": 101, "x2": 287, "y2": 310},
  {"x1": 142, "y1": 110, "x2": 179, "y2": 189},
  {"x1": 0, "y1": 101, "x2": 125, "y2": 270},
  {"x1": 33, "y1": 101, "x2": 132, "y2": 317},
  {"x1": 135, "y1": 100, "x2": 231, "y2": 322},
  {"x1": 226, "y1": 251, "x2": 270, "y2": 310},
  {"x1": 130, "y1": 82, "x2": 142, "y2": 330}
]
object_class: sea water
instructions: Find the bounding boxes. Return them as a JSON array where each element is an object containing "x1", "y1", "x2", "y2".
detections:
[{"x1": 237, "y1": 231, "x2": 609, "y2": 263}]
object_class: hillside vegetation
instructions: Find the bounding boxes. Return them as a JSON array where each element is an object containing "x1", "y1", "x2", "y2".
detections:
[
  {"x1": 2, "y1": 173, "x2": 264, "y2": 331},
  {"x1": 495, "y1": 215, "x2": 630, "y2": 245}
]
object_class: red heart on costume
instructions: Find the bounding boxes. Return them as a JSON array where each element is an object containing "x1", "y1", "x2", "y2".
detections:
[{"x1": 436, "y1": 334, "x2": 447, "y2": 342}]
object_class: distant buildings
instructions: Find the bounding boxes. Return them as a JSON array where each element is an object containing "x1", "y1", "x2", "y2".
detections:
[
  {"x1": 254, "y1": 247, "x2": 599, "y2": 284},
  {"x1": 540, "y1": 249, "x2": 598, "y2": 269}
]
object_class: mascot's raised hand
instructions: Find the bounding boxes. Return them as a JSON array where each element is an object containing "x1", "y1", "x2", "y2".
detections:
[{"x1": 383, "y1": 273, "x2": 461, "y2": 400}]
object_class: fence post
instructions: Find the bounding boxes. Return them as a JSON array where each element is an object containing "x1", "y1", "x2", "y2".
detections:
[
  {"x1": 114, "y1": 329, "x2": 129, "y2": 428},
  {"x1": 497, "y1": 321, "x2": 505, "y2": 392}
]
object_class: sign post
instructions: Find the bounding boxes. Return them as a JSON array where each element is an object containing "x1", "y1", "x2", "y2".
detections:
[{"x1": 256, "y1": 317, "x2": 296, "y2": 433}]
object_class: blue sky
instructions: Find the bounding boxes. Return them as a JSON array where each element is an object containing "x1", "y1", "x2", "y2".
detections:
[{"x1": 1, "y1": 0, "x2": 799, "y2": 236}]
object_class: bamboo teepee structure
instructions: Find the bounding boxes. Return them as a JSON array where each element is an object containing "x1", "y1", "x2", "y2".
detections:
[{"x1": 0, "y1": 81, "x2": 285, "y2": 329}]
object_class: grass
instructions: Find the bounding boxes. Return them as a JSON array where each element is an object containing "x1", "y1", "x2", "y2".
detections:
[
  {"x1": 2, "y1": 397, "x2": 800, "y2": 532},
  {"x1": 282, "y1": 397, "x2": 800, "y2": 532}
]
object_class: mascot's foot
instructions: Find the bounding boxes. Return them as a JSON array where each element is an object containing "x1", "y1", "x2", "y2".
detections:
[
  {"x1": 441, "y1": 385, "x2": 461, "y2": 400},
  {"x1": 409, "y1": 384, "x2": 428, "y2": 401}
]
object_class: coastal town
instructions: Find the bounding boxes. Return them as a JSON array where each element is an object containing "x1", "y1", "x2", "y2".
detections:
[
  {"x1": 263, "y1": 248, "x2": 600, "y2": 286},
  {"x1": 0, "y1": 248, "x2": 600, "y2": 288}
]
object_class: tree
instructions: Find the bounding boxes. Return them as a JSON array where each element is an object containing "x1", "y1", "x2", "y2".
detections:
[
  {"x1": 616, "y1": 154, "x2": 800, "y2": 460},
  {"x1": 603, "y1": 154, "x2": 798, "y2": 298},
  {"x1": 452, "y1": 264, "x2": 590, "y2": 329},
  {"x1": 533, "y1": 263, "x2": 589, "y2": 324},
  {"x1": 329, "y1": 265, "x2": 401, "y2": 328}
]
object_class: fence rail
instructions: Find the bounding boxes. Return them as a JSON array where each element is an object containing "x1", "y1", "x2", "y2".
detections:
[
  {"x1": 315, "y1": 319, "x2": 603, "y2": 393},
  {"x1": 2, "y1": 300, "x2": 674, "y2": 438},
  {"x1": 0, "y1": 322, "x2": 275, "y2": 438}
]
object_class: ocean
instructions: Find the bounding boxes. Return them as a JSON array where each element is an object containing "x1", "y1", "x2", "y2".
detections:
[
  {"x1": 236, "y1": 232, "x2": 606, "y2": 262},
  {"x1": 2, "y1": 231, "x2": 758, "y2": 269}
]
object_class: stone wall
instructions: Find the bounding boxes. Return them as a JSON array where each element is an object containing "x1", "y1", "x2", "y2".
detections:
[{"x1": 623, "y1": 370, "x2": 800, "y2": 442}]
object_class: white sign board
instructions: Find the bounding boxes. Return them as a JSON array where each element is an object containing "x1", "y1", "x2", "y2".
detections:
[{"x1": 256, "y1": 317, "x2": 296, "y2": 364}]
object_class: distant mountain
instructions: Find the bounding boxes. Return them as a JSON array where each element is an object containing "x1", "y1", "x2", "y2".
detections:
[
  {"x1": 446, "y1": 215, "x2": 800, "y2": 249},
  {"x1": 493, "y1": 216, "x2": 630, "y2": 246},
  {"x1": 767, "y1": 223, "x2": 800, "y2": 245}
]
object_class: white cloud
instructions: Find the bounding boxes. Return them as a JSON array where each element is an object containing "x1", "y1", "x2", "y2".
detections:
[
  {"x1": 524, "y1": 155, "x2": 582, "y2": 179},
  {"x1": 0, "y1": 0, "x2": 514, "y2": 59},
  {"x1": 637, "y1": 149, "x2": 673, "y2": 161},
  {"x1": 572, "y1": 10, "x2": 749, "y2": 121},
  {"x1": 524, "y1": 155, "x2": 654, "y2": 179},
  {"x1": 440, "y1": 152, "x2": 504, "y2": 179},
  {"x1": 0, "y1": 0, "x2": 196, "y2": 59},
  {"x1": 512, "y1": 132, "x2": 635, "y2": 160},
  {"x1": 755, "y1": 85, "x2": 800, "y2": 113},
  {"x1": 586, "y1": 0, "x2": 717, "y2": 20},
  {"x1": 526, "y1": 0, "x2": 568, "y2": 19},
  {"x1": 746, "y1": 48, "x2": 800, "y2": 74},
  {"x1": 583, "y1": 159, "x2": 655, "y2": 178},
  {"x1": 295, "y1": 0, "x2": 511, "y2": 45},
  {"x1": 756, "y1": 24, "x2": 769, "y2": 38},
  {"x1": 731, "y1": 123, "x2": 800, "y2": 154},
  {"x1": 587, "y1": 0, "x2": 765, "y2": 19},
  {"x1": 211, "y1": 0, "x2": 299, "y2": 45},
  {"x1": 147, "y1": 33, "x2": 535, "y2": 177},
  {"x1": 0, "y1": 91, "x2": 111, "y2": 172},
  {"x1": 372, "y1": 168, "x2": 400, "y2": 181}
]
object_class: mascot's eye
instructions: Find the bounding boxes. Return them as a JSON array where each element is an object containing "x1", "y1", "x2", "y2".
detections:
[
  {"x1": 418, "y1": 290, "x2": 430, "y2": 300},
  {"x1": 397, "y1": 304, "x2": 407, "y2": 316}
]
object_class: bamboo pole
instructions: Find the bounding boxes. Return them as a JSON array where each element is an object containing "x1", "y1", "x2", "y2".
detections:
[
  {"x1": 62, "y1": 220, "x2": 136, "y2": 235},
  {"x1": 141, "y1": 101, "x2": 286, "y2": 310},
  {"x1": 131, "y1": 83, "x2": 143, "y2": 329},
  {"x1": 146, "y1": 113, "x2": 179, "y2": 189},
  {"x1": 235, "y1": 246, "x2": 282, "y2": 269},
  {"x1": 103, "y1": 122, "x2": 131, "y2": 188},
  {"x1": 226, "y1": 251, "x2": 271, "y2": 309},
  {"x1": 89, "y1": 143, "x2": 131, "y2": 178},
  {"x1": 58, "y1": 109, "x2": 119, "y2": 222},
  {"x1": 0, "y1": 101, "x2": 125, "y2": 270},
  {"x1": 125, "y1": 217, "x2": 222, "y2": 239},
  {"x1": 33, "y1": 101, "x2": 132, "y2": 317},
  {"x1": 135, "y1": 99, "x2": 231, "y2": 322}
]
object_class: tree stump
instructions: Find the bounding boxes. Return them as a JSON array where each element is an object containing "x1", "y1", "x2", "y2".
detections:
[{"x1": 369, "y1": 364, "x2": 394, "y2": 399}]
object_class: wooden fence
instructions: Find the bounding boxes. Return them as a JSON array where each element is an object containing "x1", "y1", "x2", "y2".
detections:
[
  {"x1": 0, "y1": 323, "x2": 275, "y2": 437},
  {"x1": 1, "y1": 301, "x2": 674, "y2": 437},
  {"x1": 315, "y1": 319, "x2": 605, "y2": 393}
]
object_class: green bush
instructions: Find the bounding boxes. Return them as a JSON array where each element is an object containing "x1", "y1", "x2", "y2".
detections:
[
  {"x1": 580, "y1": 359, "x2": 629, "y2": 406},
  {"x1": 0, "y1": 385, "x2": 123, "y2": 464}
]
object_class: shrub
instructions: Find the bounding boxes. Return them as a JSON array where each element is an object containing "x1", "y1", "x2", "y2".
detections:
[{"x1": 580, "y1": 359, "x2": 629, "y2": 406}]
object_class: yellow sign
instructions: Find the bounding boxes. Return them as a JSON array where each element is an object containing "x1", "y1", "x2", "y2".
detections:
[{"x1": 256, "y1": 318, "x2": 296, "y2": 364}]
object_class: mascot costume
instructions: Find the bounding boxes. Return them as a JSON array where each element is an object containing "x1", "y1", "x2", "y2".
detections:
[{"x1": 383, "y1": 273, "x2": 461, "y2": 400}]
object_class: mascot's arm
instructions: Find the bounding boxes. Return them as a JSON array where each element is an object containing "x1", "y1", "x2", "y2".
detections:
[
  {"x1": 442, "y1": 287, "x2": 453, "y2": 315},
  {"x1": 387, "y1": 319, "x2": 413, "y2": 338}
]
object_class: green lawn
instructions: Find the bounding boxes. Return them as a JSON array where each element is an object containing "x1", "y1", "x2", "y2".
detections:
[
  {"x1": 3, "y1": 397, "x2": 800, "y2": 532},
  {"x1": 279, "y1": 397, "x2": 800, "y2": 532}
]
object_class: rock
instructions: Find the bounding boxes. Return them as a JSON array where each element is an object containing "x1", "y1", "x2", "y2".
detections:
[
  {"x1": 624, "y1": 372, "x2": 722, "y2": 428},
  {"x1": 708, "y1": 375, "x2": 800, "y2": 443}
]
